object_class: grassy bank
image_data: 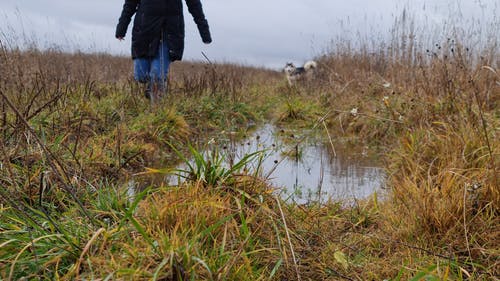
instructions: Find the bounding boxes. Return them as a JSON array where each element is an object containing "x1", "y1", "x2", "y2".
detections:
[{"x1": 0, "y1": 27, "x2": 498, "y2": 280}]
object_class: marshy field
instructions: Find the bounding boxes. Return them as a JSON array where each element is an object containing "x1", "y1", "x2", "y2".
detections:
[{"x1": 0, "y1": 15, "x2": 499, "y2": 281}]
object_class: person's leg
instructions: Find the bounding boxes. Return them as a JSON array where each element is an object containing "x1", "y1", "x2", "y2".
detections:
[
  {"x1": 134, "y1": 58, "x2": 152, "y2": 99},
  {"x1": 149, "y1": 36, "x2": 171, "y2": 99}
]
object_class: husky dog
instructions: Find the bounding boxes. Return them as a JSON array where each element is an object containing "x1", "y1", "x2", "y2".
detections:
[{"x1": 284, "y1": 60, "x2": 318, "y2": 85}]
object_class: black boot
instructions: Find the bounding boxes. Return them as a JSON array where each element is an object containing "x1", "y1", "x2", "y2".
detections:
[{"x1": 144, "y1": 81, "x2": 152, "y2": 100}]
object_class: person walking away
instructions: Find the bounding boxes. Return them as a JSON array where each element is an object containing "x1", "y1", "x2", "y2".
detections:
[{"x1": 116, "y1": 0, "x2": 212, "y2": 104}]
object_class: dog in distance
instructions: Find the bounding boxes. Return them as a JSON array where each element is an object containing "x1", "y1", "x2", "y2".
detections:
[{"x1": 283, "y1": 60, "x2": 317, "y2": 86}]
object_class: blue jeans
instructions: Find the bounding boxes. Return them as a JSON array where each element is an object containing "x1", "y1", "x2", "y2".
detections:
[{"x1": 133, "y1": 36, "x2": 170, "y2": 95}]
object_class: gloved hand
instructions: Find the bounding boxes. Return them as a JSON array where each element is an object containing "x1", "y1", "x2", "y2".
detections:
[{"x1": 198, "y1": 24, "x2": 212, "y2": 44}]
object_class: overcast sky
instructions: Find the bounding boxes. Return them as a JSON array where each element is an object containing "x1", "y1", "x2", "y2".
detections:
[{"x1": 0, "y1": 0, "x2": 498, "y2": 69}]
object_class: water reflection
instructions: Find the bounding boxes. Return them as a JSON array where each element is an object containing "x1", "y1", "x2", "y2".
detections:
[
  {"x1": 231, "y1": 124, "x2": 385, "y2": 204},
  {"x1": 160, "y1": 124, "x2": 385, "y2": 204}
]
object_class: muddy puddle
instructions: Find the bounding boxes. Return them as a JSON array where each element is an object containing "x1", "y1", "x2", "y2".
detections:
[{"x1": 166, "y1": 124, "x2": 386, "y2": 204}]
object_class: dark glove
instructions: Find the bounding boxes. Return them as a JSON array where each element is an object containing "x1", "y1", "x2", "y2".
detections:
[{"x1": 198, "y1": 24, "x2": 212, "y2": 44}]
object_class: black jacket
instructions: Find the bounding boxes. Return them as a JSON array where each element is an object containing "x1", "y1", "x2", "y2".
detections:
[{"x1": 116, "y1": 0, "x2": 211, "y2": 61}]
